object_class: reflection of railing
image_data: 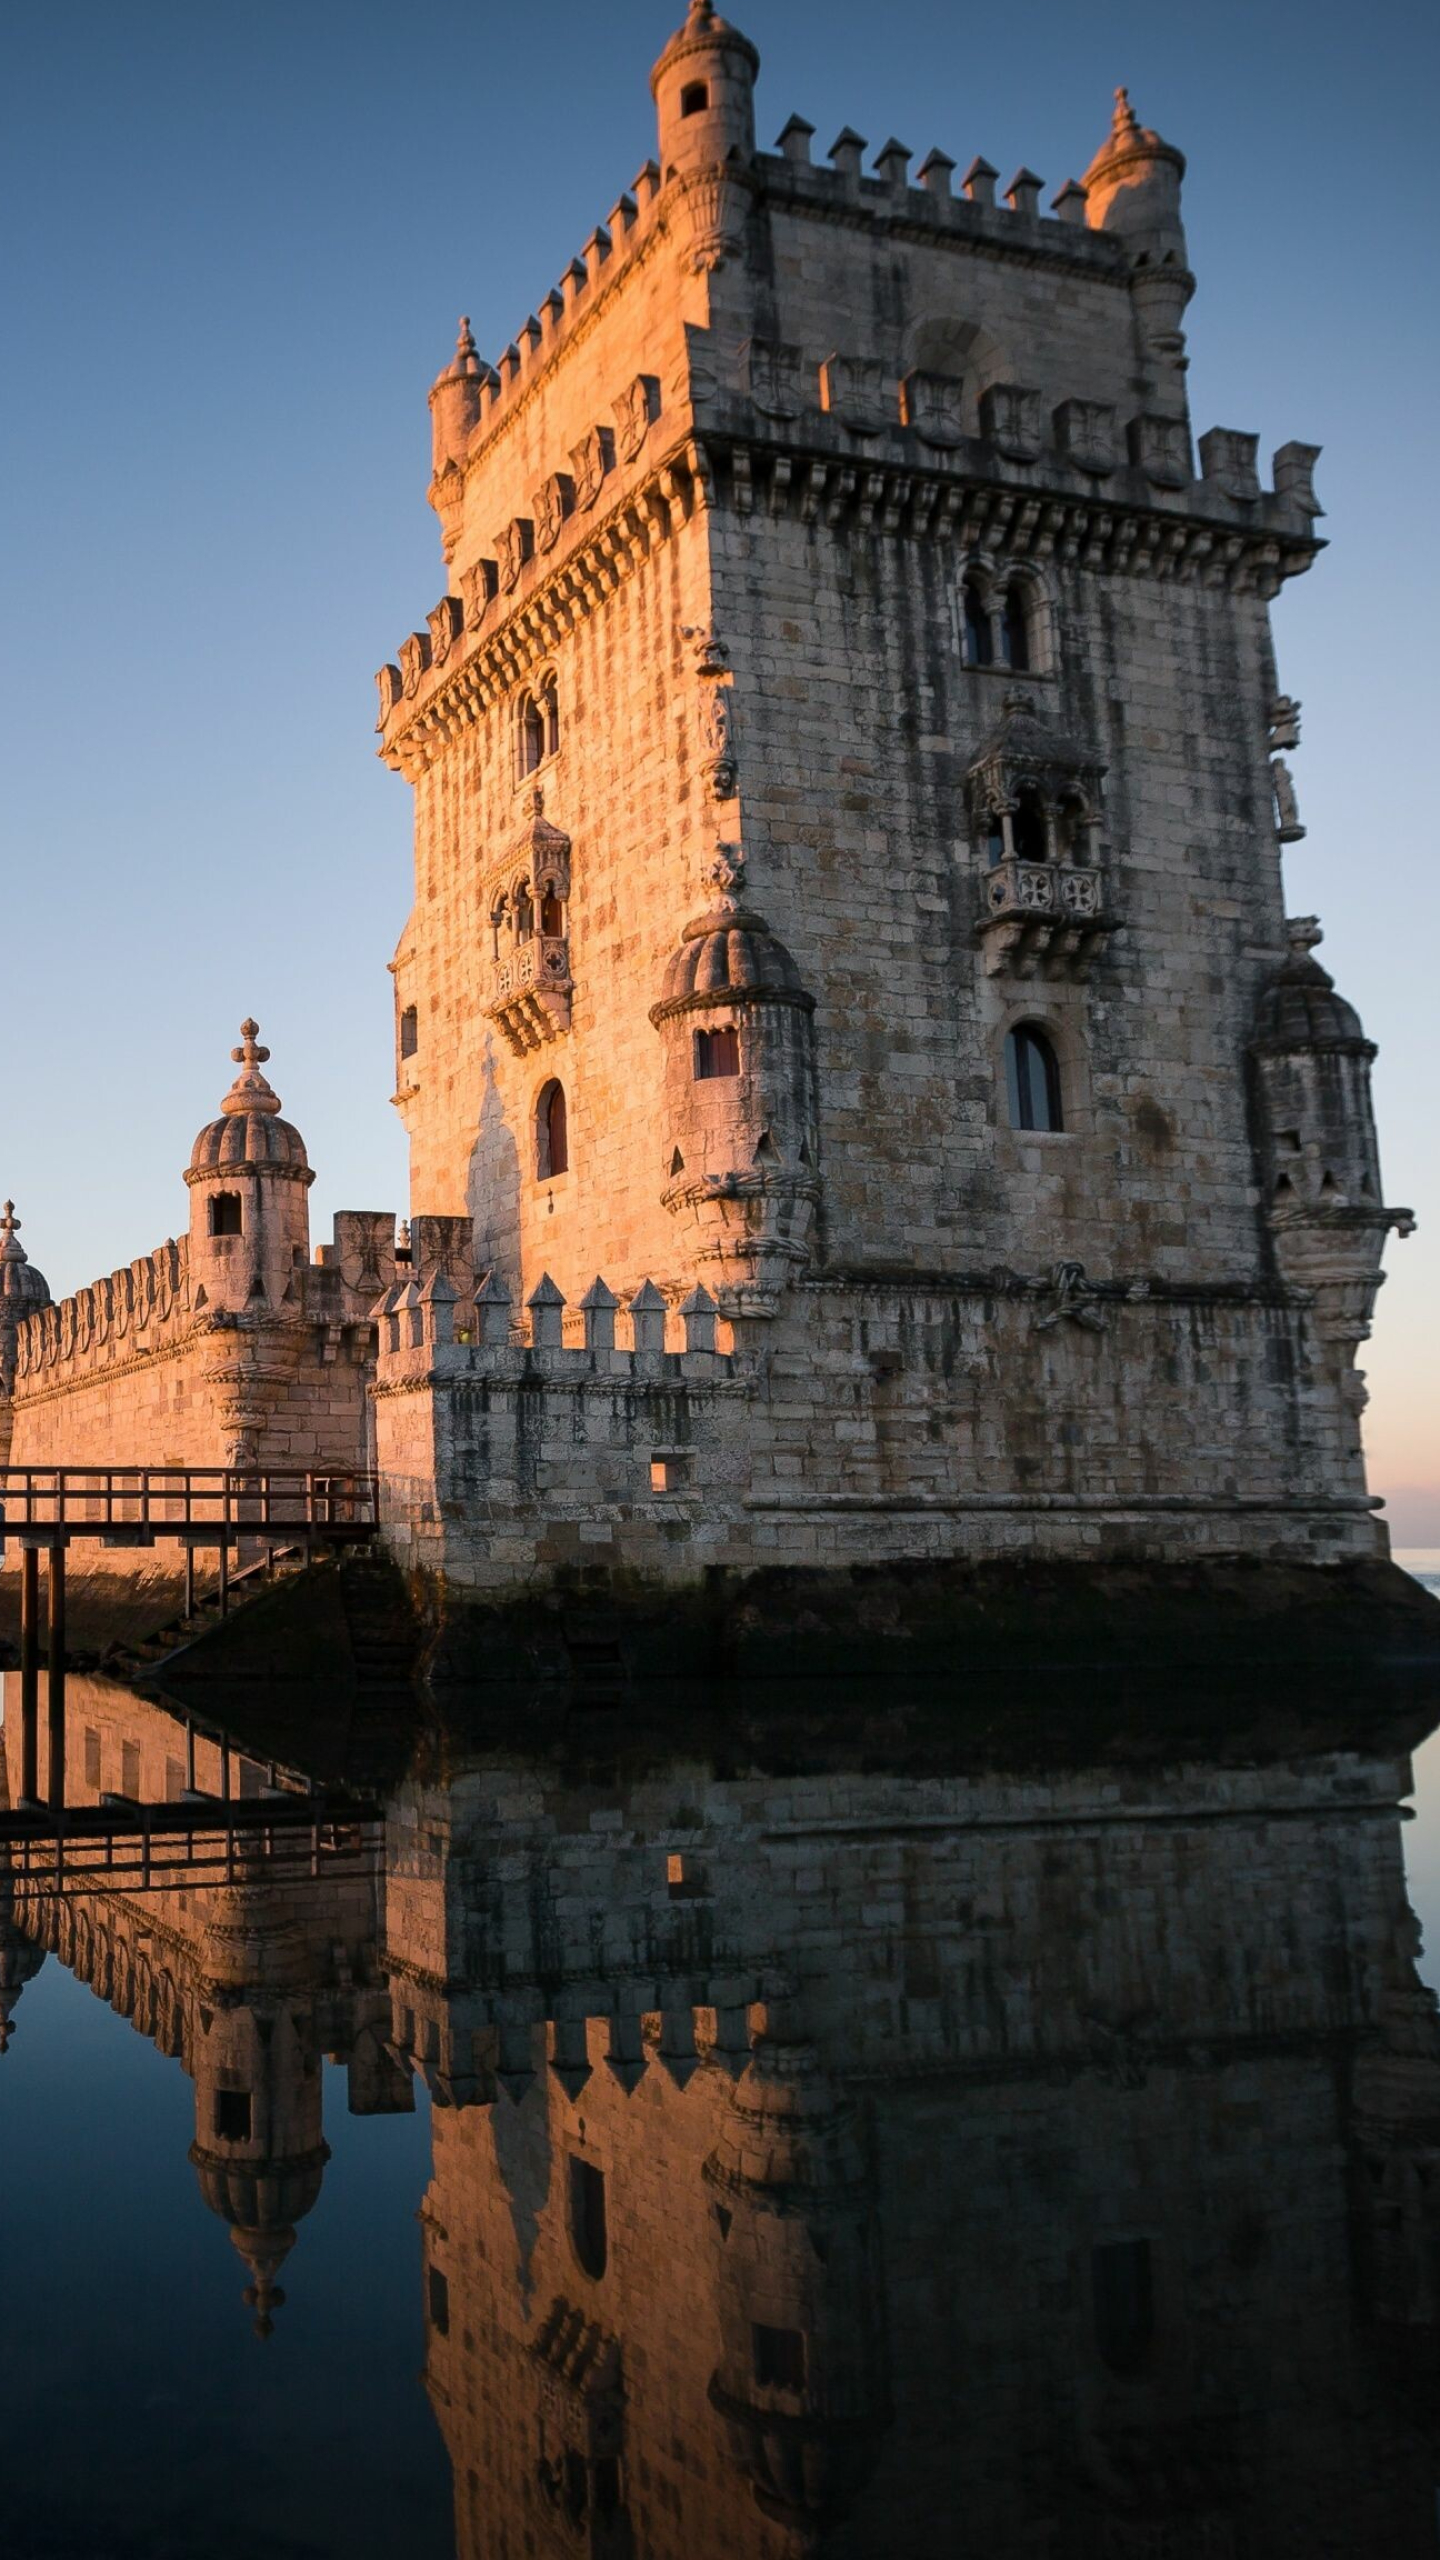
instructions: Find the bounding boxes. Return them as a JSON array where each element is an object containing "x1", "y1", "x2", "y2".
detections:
[
  {"x1": 0, "y1": 1795, "x2": 382, "y2": 1895},
  {"x1": 0, "y1": 1466, "x2": 377, "y2": 1540}
]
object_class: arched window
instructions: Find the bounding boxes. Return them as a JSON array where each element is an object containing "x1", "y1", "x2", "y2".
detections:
[
  {"x1": 209, "y1": 1192, "x2": 243, "y2": 1237},
  {"x1": 539, "y1": 882, "x2": 565, "y2": 936},
  {"x1": 694, "y1": 1025, "x2": 740, "y2": 1080},
  {"x1": 680, "y1": 80, "x2": 709, "y2": 116},
  {"x1": 1012, "y1": 785, "x2": 1047, "y2": 864},
  {"x1": 537, "y1": 1079, "x2": 569, "y2": 1178},
  {"x1": 399, "y1": 1005, "x2": 418, "y2": 1060},
  {"x1": 963, "y1": 578, "x2": 993, "y2": 668},
  {"x1": 541, "y1": 674, "x2": 560, "y2": 759},
  {"x1": 569, "y1": 2156, "x2": 607, "y2": 2279},
  {"x1": 1001, "y1": 581, "x2": 1031, "y2": 672},
  {"x1": 513, "y1": 880, "x2": 535, "y2": 940},
  {"x1": 519, "y1": 691, "x2": 545, "y2": 775},
  {"x1": 984, "y1": 809, "x2": 1007, "y2": 868},
  {"x1": 1005, "y1": 1026, "x2": 1064, "y2": 1133}
]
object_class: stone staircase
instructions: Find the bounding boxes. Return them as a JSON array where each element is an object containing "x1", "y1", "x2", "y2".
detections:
[{"x1": 102, "y1": 1543, "x2": 311, "y2": 1684}]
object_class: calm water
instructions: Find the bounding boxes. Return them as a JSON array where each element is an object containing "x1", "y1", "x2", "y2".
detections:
[{"x1": 4, "y1": 1578, "x2": 1440, "y2": 2560}]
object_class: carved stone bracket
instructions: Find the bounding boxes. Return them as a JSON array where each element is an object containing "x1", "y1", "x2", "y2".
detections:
[{"x1": 1034, "y1": 1261, "x2": 1105, "y2": 1332}]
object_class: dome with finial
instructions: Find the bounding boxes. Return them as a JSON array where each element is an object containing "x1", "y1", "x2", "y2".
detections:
[
  {"x1": 652, "y1": 848, "x2": 813, "y2": 1019},
  {"x1": 1253, "y1": 920, "x2": 1373, "y2": 1054},
  {"x1": 189, "y1": 2139, "x2": 330, "y2": 2338},
  {"x1": 651, "y1": 0, "x2": 759, "y2": 94},
  {"x1": 187, "y1": 1021, "x2": 312, "y2": 1179},
  {"x1": 0, "y1": 1202, "x2": 50, "y2": 1321},
  {"x1": 432, "y1": 313, "x2": 482, "y2": 396},
  {"x1": 1084, "y1": 85, "x2": 1185, "y2": 191}
]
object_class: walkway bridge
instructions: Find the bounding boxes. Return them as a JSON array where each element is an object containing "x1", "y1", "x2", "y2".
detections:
[{"x1": 0, "y1": 1466, "x2": 377, "y2": 1813}]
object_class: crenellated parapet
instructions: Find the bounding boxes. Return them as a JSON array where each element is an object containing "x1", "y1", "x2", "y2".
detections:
[{"x1": 14, "y1": 1236, "x2": 191, "y2": 1387}]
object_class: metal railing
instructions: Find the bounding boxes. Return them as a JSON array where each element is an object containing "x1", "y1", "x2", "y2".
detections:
[{"x1": 0, "y1": 1466, "x2": 377, "y2": 1541}]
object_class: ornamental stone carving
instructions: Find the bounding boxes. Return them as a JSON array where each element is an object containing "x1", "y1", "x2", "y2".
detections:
[
  {"x1": 569, "y1": 425, "x2": 614, "y2": 511},
  {"x1": 900, "y1": 370, "x2": 965, "y2": 449},
  {"x1": 819, "y1": 354, "x2": 888, "y2": 436},
  {"x1": 533, "y1": 472, "x2": 575, "y2": 554},
  {"x1": 1054, "y1": 398, "x2": 1119, "y2": 475},
  {"x1": 613, "y1": 374, "x2": 661, "y2": 463},
  {"x1": 743, "y1": 339, "x2": 804, "y2": 420},
  {"x1": 495, "y1": 518, "x2": 534, "y2": 594},
  {"x1": 979, "y1": 383, "x2": 1042, "y2": 461}
]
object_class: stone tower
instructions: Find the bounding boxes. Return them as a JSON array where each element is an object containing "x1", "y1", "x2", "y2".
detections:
[{"x1": 371, "y1": 5, "x2": 1410, "y2": 1590}]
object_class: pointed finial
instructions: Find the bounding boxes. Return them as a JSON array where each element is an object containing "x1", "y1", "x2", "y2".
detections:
[
  {"x1": 221, "y1": 1020, "x2": 282, "y2": 1118},
  {"x1": 1, "y1": 1202, "x2": 17, "y2": 1238},
  {"x1": 231, "y1": 1018, "x2": 270, "y2": 1070},
  {"x1": 1112, "y1": 85, "x2": 1141, "y2": 142},
  {"x1": 454, "y1": 315, "x2": 481, "y2": 377},
  {"x1": 687, "y1": 0, "x2": 716, "y2": 23}
]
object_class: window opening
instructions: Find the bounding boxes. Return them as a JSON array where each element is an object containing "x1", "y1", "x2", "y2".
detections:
[
  {"x1": 1002, "y1": 581, "x2": 1031, "y2": 672},
  {"x1": 569, "y1": 2155, "x2": 608, "y2": 2278},
  {"x1": 681, "y1": 80, "x2": 709, "y2": 115},
  {"x1": 215, "y1": 2089, "x2": 253, "y2": 2142},
  {"x1": 1012, "y1": 786, "x2": 1047, "y2": 864},
  {"x1": 399, "y1": 1005, "x2": 418, "y2": 1059},
  {"x1": 963, "y1": 578, "x2": 993, "y2": 668},
  {"x1": 752, "y1": 2323, "x2": 807, "y2": 2390},
  {"x1": 539, "y1": 886, "x2": 564, "y2": 936},
  {"x1": 695, "y1": 1025, "x2": 740, "y2": 1080},
  {"x1": 538, "y1": 1079, "x2": 569, "y2": 1179},
  {"x1": 519, "y1": 691, "x2": 545, "y2": 775},
  {"x1": 209, "y1": 1192, "x2": 243, "y2": 1238},
  {"x1": 1093, "y1": 2238, "x2": 1154, "y2": 2374},
  {"x1": 985, "y1": 810, "x2": 1007, "y2": 868},
  {"x1": 541, "y1": 676, "x2": 560, "y2": 758},
  {"x1": 428, "y1": 2267, "x2": 450, "y2": 2336},
  {"x1": 1005, "y1": 1026, "x2": 1064, "y2": 1133}
]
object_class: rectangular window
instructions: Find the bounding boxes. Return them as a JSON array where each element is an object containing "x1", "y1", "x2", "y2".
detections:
[
  {"x1": 84, "y1": 1728, "x2": 102, "y2": 1789},
  {"x1": 427, "y1": 2266, "x2": 450, "y2": 2336},
  {"x1": 694, "y1": 1025, "x2": 741, "y2": 1080},
  {"x1": 1093, "y1": 2238, "x2": 1154, "y2": 2374},
  {"x1": 215, "y1": 2089, "x2": 252, "y2": 2142},
  {"x1": 752, "y1": 2323, "x2": 807, "y2": 2391},
  {"x1": 208, "y1": 1192, "x2": 243, "y2": 1237},
  {"x1": 569, "y1": 2155, "x2": 608, "y2": 2279}
]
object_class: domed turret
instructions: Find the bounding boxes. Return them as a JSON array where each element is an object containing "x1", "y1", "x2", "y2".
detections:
[
  {"x1": 651, "y1": 0, "x2": 760, "y2": 270},
  {"x1": 0, "y1": 1203, "x2": 50, "y2": 1407},
  {"x1": 704, "y1": 2011, "x2": 890, "y2": 2534},
  {"x1": 185, "y1": 1021, "x2": 314, "y2": 1326},
  {"x1": 1250, "y1": 919, "x2": 1413, "y2": 1356},
  {"x1": 429, "y1": 314, "x2": 484, "y2": 478},
  {"x1": 188, "y1": 1987, "x2": 330, "y2": 2339},
  {"x1": 650, "y1": 847, "x2": 819, "y2": 1317},
  {"x1": 1084, "y1": 89, "x2": 1192, "y2": 408}
]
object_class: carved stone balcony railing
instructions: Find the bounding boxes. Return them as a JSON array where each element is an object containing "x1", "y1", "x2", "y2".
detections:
[
  {"x1": 486, "y1": 934, "x2": 572, "y2": 1053},
  {"x1": 977, "y1": 859, "x2": 1114, "y2": 978}
]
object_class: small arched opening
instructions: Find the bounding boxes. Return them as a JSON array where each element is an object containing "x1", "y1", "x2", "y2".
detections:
[
  {"x1": 1011, "y1": 784, "x2": 1048, "y2": 864},
  {"x1": 694, "y1": 1024, "x2": 741, "y2": 1080},
  {"x1": 537, "y1": 1078, "x2": 569, "y2": 1179},
  {"x1": 1004, "y1": 1025, "x2": 1064, "y2": 1133},
  {"x1": 963, "y1": 577, "x2": 993, "y2": 668},
  {"x1": 518, "y1": 691, "x2": 546, "y2": 776},
  {"x1": 1001, "y1": 580, "x2": 1032, "y2": 672}
]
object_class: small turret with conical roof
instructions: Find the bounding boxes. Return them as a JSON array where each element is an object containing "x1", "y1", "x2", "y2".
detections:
[
  {"x1": 185, "y1": 1021, "x2": 314, "y2": 1323},
  {"x1": 1085, "y1": 87, "x2": 1193, "y2": 409},
  {"x1": 0, "y1": 1202, "x2": 50, "y2": 1426}
]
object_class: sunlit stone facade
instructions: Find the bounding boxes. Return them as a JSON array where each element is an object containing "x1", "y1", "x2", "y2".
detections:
[{"x1": 368, "y1": 2, "x2": 1411, "y2": 1590}]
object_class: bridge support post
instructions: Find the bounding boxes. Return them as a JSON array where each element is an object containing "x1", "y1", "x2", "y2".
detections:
[
  {"x1": 47, "y1": 1539, "x2": 66, "y2": 1810},
  {"x1": 218, "y1": 1537, "x2": 229, "y2": 1618},
  {"x1": 19, "y1": 1543, "x2": 39, "y2": 1805},
  {"x1": 184, "y1": 1544, "x2": 195, "y2": 1621}
]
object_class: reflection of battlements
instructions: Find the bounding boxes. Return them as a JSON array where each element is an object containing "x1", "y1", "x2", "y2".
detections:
[
  {"x1": 387, "y1": 1728, "x2": 1440, "y2": 2558},
  {"x1": 1, "y1": 1675, "x2": 402, "y2": 2334}
]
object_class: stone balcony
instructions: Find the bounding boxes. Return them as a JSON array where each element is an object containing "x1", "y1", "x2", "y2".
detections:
[
  {"x1": 977, "y1": 858, "x2": 1114, "y2": 979},
  {"x1": 485, "y1": 934, "x2": 572, "y2": 1053}
]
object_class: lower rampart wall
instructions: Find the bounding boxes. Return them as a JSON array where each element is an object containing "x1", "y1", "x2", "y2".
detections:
[{"x1": 373, "y1": 1273, "x2": 1384, "y2": 1587}]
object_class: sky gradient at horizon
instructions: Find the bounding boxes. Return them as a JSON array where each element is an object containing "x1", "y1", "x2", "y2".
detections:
[{"x1": 3, "y1": 0, "x2": 1436, "y2": 1534}]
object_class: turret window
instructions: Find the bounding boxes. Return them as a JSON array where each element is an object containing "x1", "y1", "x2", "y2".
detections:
[
  {"x1": 752, "y1": 2323, "x2": 807, "y2": 2391},
  {"x1": 399, "y1": 1005, "x2": 418, "y2": 1061},
  {"x1": 569, "y1": 2156, "x2": 608, "y2": 2279},
  {"x1": 1004, "y1": 1025, "x2": 1064, "y2": 1132},
  {"x1": 681, "y1": 80, "x2": 709, "y2": 115},
  {"x1": 537, "y1": 1078, "x2": 569, "y2": 1178},
  {"x1": 209, "y1": 1192, "x2": 243, "y2": 1237},
  {"x1": 694, "y1": 1025, "x2": 740, "y2": 1080},
  {"x1": 215, "y1": 2089, "x2": 252, "y2": 2141}
]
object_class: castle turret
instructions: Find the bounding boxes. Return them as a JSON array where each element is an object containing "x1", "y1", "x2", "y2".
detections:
[
  {"x1": 1084, "y1": 87, "x2": 1193, "y2": 410},
  {"x1": 0, "y1": 1203, "x2": 50, "y2": 1458},
  {"x1": 651, "y1": 0, "x2": 760, "y2": 269},
  {"x1": 1250, "y1": 920, "x2": 1413, "y2": 1356},
  {"x1": 429, "y1": 317, "x2": 485, "y2": 563},
  {"x1": 651, "y1": 848, "x2": 819, "y2": 1317},
  {"x1": 184, "y1": 1021, "x2": 314, "y2": 1324}
]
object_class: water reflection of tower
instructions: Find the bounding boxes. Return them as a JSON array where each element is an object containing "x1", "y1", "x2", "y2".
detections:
[{"x1": 0, "y1": 1728, "x2": 44, "y2": 2054}]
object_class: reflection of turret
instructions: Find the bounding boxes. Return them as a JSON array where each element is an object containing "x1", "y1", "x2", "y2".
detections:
[
  {"x1": 704, "y1": 2009, "x2": 890, "y2": 2542},
  {"x1": 0, "y1": 1906, "x2": 45, "y2": 2054}
]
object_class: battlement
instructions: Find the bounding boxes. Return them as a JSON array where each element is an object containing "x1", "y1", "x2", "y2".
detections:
[
  {"x1": 372, "y1": 1271, "x2": 733, "y2": 1386},
  {"x1": 14, "y1": 1237, "x2": 191, "y2": 1385}
]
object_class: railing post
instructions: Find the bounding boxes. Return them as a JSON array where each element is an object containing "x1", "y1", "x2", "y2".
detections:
[
  {"x1": 218, "y1": 1537, "x2": 229, "y2": 1617},
  {"x1": 184, "y1": 1543, "x2": 195, "y2": 1619},
  {"x1": 47, "y1": 1540, "x2": 66, "y2": 1810},
  {"x1": 19, "y1": 1544, "x2": 39, "y2": 1804}
]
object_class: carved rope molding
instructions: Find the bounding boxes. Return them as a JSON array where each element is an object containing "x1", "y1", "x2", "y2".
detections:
[{"x1": 379, "y1": 433, "x2": 1316, "y2": 781}]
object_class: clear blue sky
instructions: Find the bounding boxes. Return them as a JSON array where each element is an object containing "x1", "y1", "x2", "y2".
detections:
[{"x1": 3, "y1": 0, "x2": 1436, "y2": 1533}]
